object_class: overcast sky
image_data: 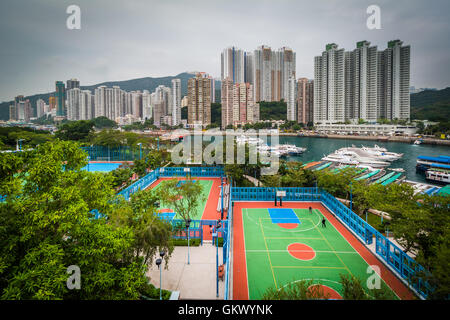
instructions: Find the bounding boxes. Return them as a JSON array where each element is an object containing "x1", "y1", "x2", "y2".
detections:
[{"x1": 0, "y1": 0, "x2": 449, "y2": 102}]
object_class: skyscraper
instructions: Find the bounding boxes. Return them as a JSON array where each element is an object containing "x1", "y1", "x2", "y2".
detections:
[
  {"x1": 221, "y1": 78, "x2": 234, "y2": 129},
  {"x1": 221, "y1": 46, "x2": 245, "y2": 83},
  {"x1": 297, "y1": 78, "x2": 314, "y2": 125},
  {"x1": 314, "y1": 44, "x2": 345, "y2": 123},
  {"x1": 142, "y1": 90, "x2": 152, "y2": 120},
  {"x1": 36, "y1": 98, "x2": 45, "y2": 118},
  {"x1": 171, "y1": 79, "x2": 181, "y2": 126},
  {"x1": 278, "y1": 47, "x2": 296, "y2": 101},
  {"x1": 286, "y1": 76, "x2": 297, "y2": 121},
  {"x1": 252, "y1": 45, "x2": 296, "y2": 102},
  {"x1": 221, "y1": 78, "x2": 258, "y2": 128},
  {"x1": 187, "y1": 73, "x2": 211, "y2": 127},
  {"x1": 55, "y1": 81, "x2": 66, "y2": 117},
  {"x1": 314, "y1": 40, "x2": 410, "y2": 124},
  {"x1": 345, "y1": 41, "x2": 378, "y2": 122},
  {"x1": 377, "y1": 40, "x2": 410, "y2": 120},
  {"x1": 67, "y1": 88, "x2": 81, "y2": 120},
  {"x1": 253, "y1": 45, "x2": 275, "y2": 102},
  {"x1": 11, "y1": 95, "x2": 31, "y2": 122},
  {"x1": 66, "y1": 78, "x2": 80, "y2": 90}
]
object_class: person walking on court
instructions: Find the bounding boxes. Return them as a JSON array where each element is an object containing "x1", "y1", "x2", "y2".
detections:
[
  {"x1": 321, "y1": 216, "x2": 327, "y2": 228},
  {"x1": 309, "y1": 206, "x2": 312, "y2": 215}
]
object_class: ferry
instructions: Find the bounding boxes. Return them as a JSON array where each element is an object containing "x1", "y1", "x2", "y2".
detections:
[
  {"x1": 425, "y1": 167, "x2": 450, "y2": 185},
  {"x1": 416, "y1": 155, "x2": 450, "y2": 172}
]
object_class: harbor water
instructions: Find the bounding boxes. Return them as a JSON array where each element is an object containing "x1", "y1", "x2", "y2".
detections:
[
  {"x1": 182, "y1": 134, "x2": 450, "y2": 184},
  {"x1": 276, "y1": 136, "x2": 450, "y2": 184}
]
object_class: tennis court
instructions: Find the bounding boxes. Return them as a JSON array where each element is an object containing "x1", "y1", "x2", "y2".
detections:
[{"x1": 233, "y1": 202, "x2": 415, "y2": 300}]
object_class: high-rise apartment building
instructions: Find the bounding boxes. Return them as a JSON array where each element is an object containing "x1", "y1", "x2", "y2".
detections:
[
  {"x1": 142, "y1": 90, "x2": 152, "y2": 120},
  {"x1": 253, "y1": 45, "x2": 275, "y2": 102},
  {"x1": 314, "y1": 44, "x2": 346, "y2": 123},
  {"x1": 10, "y1": 95, "x2": 31, "y2": 122},
  {"x1": 221, "y1": 47, "x2": 245, "y2": 83},
  {"x1": 314, "y1": 40, "x2": 410, "y2": 124},
  {"x1": 221, "y1": 78, "x2": 257, "y2": 128},
  {"x1": 297, "y1": 78, "x2": 314, "y2": 125},
  {"x1": 49, "y1": 96, "x2": 56, "y2": 111},
  {"x1": 67, "y1": 88, "x2": 81, "y2": 120},
  {"x1": 171, "y1": 79, "x2": 181, "y2": 126},
  {"x1": 286, "y1": 76, "x2": 297, "y2": 121},
  {"x1": 252, "y1": 45, "x2": 296, "y2": 102},
  {"x1": 377, "y1": 40, "x2": 410, "y2": 120},
  {"x1": 221, "y1": 78, "x2": 234, "y2": 129},
  {"x1": 187, "y1": 73, "x2": 211, "y2": 127},
  {"x1": 345, "y1": 41, "x2": 378, "y2": 122},
  {"x1": 36, "y1": 99, "x2": 45, "y2": 118},
  {"x1": 55, "y1": 81, "x2": 66, "y2": 117},
  {"x1": 66, "y1": 78, "x2": 80, "y2": 90},
  {"x1": 151, "y1": 85, "x2": 172, "y2": 127},
  {"x1": 278, "y1": 47, "x2": 296, "y2": 102}
]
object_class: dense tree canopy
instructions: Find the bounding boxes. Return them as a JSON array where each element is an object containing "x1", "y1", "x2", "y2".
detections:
[{"x1": 0, "y1": 140, "x2": 173, "y2": 299}]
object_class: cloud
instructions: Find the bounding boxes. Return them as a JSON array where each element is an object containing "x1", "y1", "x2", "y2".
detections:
[{"x1": 0, "y1": 0, "x2": 449, "y2": 101}]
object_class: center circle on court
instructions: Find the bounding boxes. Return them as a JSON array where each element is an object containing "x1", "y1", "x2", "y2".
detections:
[
  {"x1": 287, "y1": 243, "x2": 316, "y2": 261},
  {"x1": 307, "y1": 284, "x2": 343, "y2": 300},
  {"x1": 277, "y1": 223, "x2": 298, "y2": 229}
]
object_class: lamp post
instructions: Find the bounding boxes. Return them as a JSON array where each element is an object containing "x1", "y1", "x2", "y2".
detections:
[
  {"x1": 214, "y1": 220, "x2": 222, "y2": 298},
  {"x1": 158, "y1": 250, "x2": 165, "y2": 300},
  {"x1": 155, "y1": 257, "x2": 162, "y2": 300},
  {"x1": 186, "y1": 218, "x2": 191, "y2": 265},
  {"x1": 87, "y1": 156, "x2": 90, "y2": 172},
  {"x1": 137, "y1": 142, "x2": 142, "y2": 160}
]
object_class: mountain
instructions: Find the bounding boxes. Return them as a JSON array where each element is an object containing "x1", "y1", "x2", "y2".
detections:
[
  {"x1": 411, "y1": 87, "x2": 450, "y2": 122},
  {"x1": 0, "y1": 72, "x2": 221, "y2": 120}
]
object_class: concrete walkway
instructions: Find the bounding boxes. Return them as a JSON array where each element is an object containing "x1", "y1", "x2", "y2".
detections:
[{"x1": 147, "y1": 243, "x2": 225, "y2": 300}]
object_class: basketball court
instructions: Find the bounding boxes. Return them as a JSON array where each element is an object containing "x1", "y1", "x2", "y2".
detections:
[{"x1": 232, "y1": 201, "x2": 416, "y2": 300}]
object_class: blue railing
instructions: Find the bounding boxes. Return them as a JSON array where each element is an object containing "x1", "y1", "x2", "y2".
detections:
[
  {"x1": 81, "y1": 145, "x2": 145, "y2": 161},
  {"x1": 159, "y1": 166, "x2": 224, "y2": 177},
  {"x1": 231, "y1": 187, "x2": 319, "y2": 201},
  {"x1": 230, "y1": 186, "x2": 432, "y2": 299},
  {"x1": 224, "y1": 187, "x2": 233, "y2": 300},
  {"x1": 117, "y1": 169, "x2": 159, "y2": 200}
]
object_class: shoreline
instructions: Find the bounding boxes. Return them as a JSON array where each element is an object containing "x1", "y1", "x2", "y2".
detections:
[{"x1": 155, "y1": 130, "x2": 450, "y2": 146}]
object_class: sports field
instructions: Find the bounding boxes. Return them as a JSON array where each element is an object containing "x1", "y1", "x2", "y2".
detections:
[{"x1": 233, "y1": 202, "x2": 415, "y2": 300}]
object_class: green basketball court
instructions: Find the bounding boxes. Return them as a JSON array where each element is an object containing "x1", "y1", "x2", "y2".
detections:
[{"x1": 240, "y1": 207, "x2": 399, "y2": 299}]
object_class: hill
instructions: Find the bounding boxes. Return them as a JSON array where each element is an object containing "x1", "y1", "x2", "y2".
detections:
[
  {"x1": 0, "y1": 73, "x2": 221, "y2": 120},
  {"x1": 411, "y1": 87, "x2": 450, "y2": 122}
]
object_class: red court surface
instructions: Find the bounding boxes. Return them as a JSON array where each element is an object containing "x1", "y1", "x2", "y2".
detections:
[
  {"x1": 232, "y1": 201, "x2": 416, "y2": 300},
  {"x1": 148, "y1": 177, "x2": 226, "y2": 240}
]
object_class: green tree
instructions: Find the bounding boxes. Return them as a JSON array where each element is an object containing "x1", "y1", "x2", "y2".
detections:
[
  {"x1": 0, "y1": 140, "x2": 168, "y2": 299},
  {"x1": 262, "y1": 279, "x2": 329, "y2": 300},
  {"x1": 55, "y1": 120, "x2": 95, "y2": 141},
  {"x1": 157, "y1": 178, "x2": 205, "y2": 224}
]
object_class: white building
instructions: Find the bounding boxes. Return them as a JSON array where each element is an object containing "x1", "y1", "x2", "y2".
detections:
[
  {"x1": 314, "y1": 43, "x2": 346, "y2": 123},
  {"x1": 314, "y1": 123, "x2": 418, "y2": 136},
  {"x1": 221, "y1": 46, "x2": 245, "y2": 84},
  {"x1": 345, "y1": 41, "x2": 378, "y2": 122},
  {"x1": 378, "y1": 40, "x2": 410, "y2": 121},
  {"x1": 286, "y1": 76, "x2": 296, "y2": 121},
  {"x1": 171, "y1": 79, "x2": 181, "y2": 126},
  {"x1": 36, "y1": 99, "x2": 45, "y2": 118}
]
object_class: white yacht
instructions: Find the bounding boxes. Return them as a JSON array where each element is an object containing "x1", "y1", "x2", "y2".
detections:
[
  {"x1": 321, "y1": 153, "x2": 359, "y2": 165},
  {"x1": 333, "y1": 150, "x2": 390, "y2": 168}
]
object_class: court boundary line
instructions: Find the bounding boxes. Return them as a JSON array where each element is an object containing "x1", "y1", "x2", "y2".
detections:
[{"x1": 259, "y1": 216, "x2": 278, "y2": 290}]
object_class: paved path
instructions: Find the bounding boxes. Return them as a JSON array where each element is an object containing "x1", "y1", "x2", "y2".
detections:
[{"x1": 147, "y1": 243, "x2": 225, "y2": 300}]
